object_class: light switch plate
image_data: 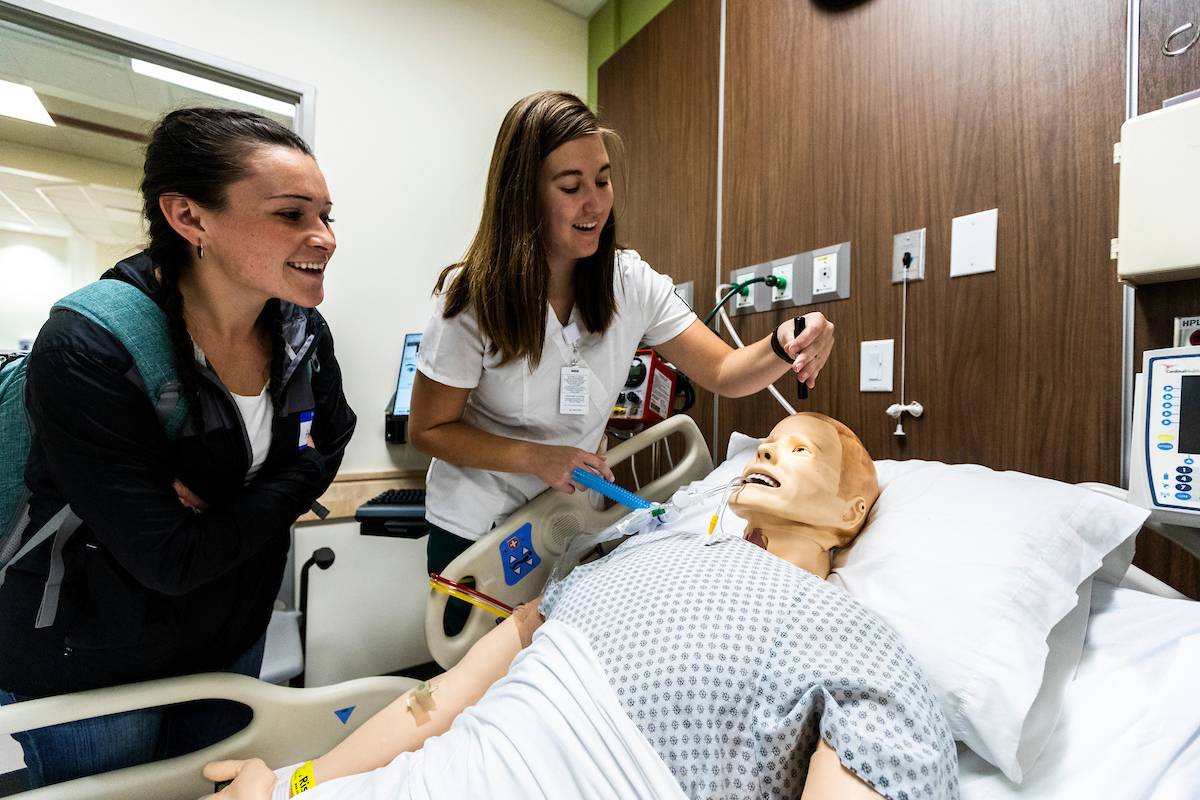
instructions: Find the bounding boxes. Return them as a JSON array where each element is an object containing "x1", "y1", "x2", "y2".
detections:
[
  {"x1": 892, "y1": 228, "x2": 926, "y2": 283},
  {"x1": 860, "y1": 339, "x2": 894, "y2": 392},
  {"x1": 950, "y1": 208, "x2": 998, "y2": 277}
]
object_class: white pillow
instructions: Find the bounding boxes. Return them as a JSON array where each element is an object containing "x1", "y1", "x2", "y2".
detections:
[{"x1": 828, "y1": 460, "x2": 1148, "y2": 783}]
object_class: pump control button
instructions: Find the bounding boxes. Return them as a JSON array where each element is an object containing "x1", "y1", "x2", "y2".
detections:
[
  {"x1": 1175, "y1": 492, "x2": 1192, "y2": 500},
  {"x1": 1178, "y1": 466, "x2": 1193, "y2": 474},
  {"x1": 1176, "y1": 474, "x2": 1192, "y2": 483}
]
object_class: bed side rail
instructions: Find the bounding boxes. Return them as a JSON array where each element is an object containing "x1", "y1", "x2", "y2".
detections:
[
  {"x1": 426, "y1": 414, "x2": 714, "y2": 668},
  {"x1": 0, "y1": 672, "x2": 416, "y2": 800}
]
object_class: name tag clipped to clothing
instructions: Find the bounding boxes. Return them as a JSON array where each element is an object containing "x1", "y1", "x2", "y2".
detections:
[
  {"x1": 559, "y1": 322, "x2": 589, "y2": 415},
  {"x1": 298, "y1": 410, "x2": 314, "y2": 450}
]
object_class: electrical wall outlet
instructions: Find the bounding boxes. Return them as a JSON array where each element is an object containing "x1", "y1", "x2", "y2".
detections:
[
  {"x1": 892, "y1": 228, "x2": 926, "y2": 283},
  {"x1": 771, "y1": 261, "x2": 793, "y2": 302},
  {"x1": 734, "y1": 269, "x2": 756, "y2": 309},
  {"x1": 812, "y1": 252, "x2": 838, "y2": 296}
]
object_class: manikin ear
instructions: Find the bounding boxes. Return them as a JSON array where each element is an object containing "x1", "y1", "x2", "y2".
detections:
[
  {"x1": 158, "y1": 194, "x2": 207, "y2": 249},
  {"x1": 840, "y1": 496, "x2": 868, "y2": 529}
]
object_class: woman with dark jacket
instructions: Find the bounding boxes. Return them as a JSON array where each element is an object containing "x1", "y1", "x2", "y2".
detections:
[{"x1": 0, "y1": 108, "x2": 355, "y2": 788}]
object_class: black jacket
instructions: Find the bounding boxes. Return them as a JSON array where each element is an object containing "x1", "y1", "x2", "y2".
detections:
[{"x1": 0, "y1": 253, "x2": 356, "y2": 697}]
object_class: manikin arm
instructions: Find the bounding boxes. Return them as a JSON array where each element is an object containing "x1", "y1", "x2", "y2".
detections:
[
  {"x1": 801, "y1": 739, "x2": 884, "y2": 799},
  {"x1": 204, "y1": 604, "x2": 543, "y2": 798}
]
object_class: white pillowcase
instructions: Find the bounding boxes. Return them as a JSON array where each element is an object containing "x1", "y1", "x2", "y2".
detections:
[{"x1": 828, "y1": 460, "x2": 1148, "y2": 782}]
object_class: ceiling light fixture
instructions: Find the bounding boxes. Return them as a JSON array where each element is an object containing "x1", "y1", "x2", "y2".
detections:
[
  {"x1": 130, "y1": 59, "x2": 294, "y2": 118},
  {"x1": 0, "y1": 79, "x2": 55, "y2": 127}
]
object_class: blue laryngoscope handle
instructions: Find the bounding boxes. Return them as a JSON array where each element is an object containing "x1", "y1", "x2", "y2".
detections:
[{"x1": 571, "y1": 467, "x2": 654, "y2": 510}]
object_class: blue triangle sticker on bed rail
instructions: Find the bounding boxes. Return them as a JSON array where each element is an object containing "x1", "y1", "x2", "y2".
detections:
[{"x1": 334, "y1": 706, "x2": 355, "y2": 724}]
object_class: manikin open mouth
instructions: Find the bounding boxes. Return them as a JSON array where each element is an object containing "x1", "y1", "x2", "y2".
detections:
[
  {"x1": 742, "y1": 471, "x2": 780, "y2": 488},
  {"x1": 287, "y1": 261, "x2": 327, "y2": 272}
]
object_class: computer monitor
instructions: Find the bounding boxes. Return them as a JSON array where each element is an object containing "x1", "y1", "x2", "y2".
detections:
[{"x1": 386, "y1": 332, "x2": 422, "y2": 442}]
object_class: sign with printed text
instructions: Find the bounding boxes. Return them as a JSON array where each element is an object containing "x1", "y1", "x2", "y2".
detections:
[{"x1": 1174, "y1": 317, "x2": 1200, "y2": 348}]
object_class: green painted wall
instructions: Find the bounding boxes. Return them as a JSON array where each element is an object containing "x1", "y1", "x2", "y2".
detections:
[{"x1": 587, "y1": 0, "x2": 675, "y2": 108}]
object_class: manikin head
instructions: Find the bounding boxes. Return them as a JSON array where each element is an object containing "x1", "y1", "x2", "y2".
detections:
[{"x1": 729, "y1": 412, "x2": 879, "y2": 578}]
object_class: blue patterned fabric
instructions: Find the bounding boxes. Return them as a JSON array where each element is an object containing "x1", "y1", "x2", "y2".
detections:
[{"x1": 542, "y1": 529, "x2": 959, "y2": 800}]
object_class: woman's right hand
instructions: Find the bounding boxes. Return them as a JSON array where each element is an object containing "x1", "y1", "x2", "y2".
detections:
[{"x1": 532, "y1": 445, "x2": 614, "y2": 493}]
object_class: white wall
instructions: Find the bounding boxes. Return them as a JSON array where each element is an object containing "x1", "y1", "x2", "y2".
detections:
[
  {"x1": 0, "y1": 230, "x2": 129, "y2": 350},
  {"x1": 51, "y1": 0, "x2": 588, "y2": 474},
  {"x1": 43, "y1": 0, "x2": 587, "y2": 683}
]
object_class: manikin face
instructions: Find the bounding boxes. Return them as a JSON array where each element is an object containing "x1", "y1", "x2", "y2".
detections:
[
  {"x1": 537, "y1": 133, "x2": 613, "y2": 269},
  {"x1": 729, "y1": 415, "x2": 869, "y2": 552},
  {"x1": 198, "y1": 145, "x2": 336, "y2": 308}
]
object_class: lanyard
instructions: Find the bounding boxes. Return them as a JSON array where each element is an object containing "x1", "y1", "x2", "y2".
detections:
[{"x1": 562, "y1": 321, "x2": 582, "y2": 366}]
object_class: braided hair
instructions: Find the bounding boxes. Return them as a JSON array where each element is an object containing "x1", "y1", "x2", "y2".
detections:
[{"x1": 140, "y1": 108, "x2": 313, "y2": 419}]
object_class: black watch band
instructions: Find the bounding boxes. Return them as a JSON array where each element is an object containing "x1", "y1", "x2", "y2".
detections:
[{"x1": 771, "y1": 320, "x2": 796, "y2": 363}]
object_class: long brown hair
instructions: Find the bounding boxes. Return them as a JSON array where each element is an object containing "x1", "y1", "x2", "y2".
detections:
[{"x1": 435, "y1": 91, "x2": 619, "y2": 370}]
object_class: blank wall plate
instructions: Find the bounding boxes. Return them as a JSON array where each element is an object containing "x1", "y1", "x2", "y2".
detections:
[
  {"x1": 892, "y1": 228, "x2": 926, "y2": 283},
  {"x1": 860, "y1": 339, "x2": 894, "y2": 392},
  {"x1": 950, "y1": 208, "x2": 998, "y2": 277}
]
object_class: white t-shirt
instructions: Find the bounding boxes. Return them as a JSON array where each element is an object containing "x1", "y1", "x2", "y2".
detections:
[
  {"x1": 231, "y1": 385, "x2": 272, "y2": 483},
  {"x1": 418, "y1": 250, "x2": 696, "y2": 538}
]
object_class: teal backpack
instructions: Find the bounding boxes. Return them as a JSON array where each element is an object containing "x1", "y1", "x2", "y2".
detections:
[{"x1": 0, "y1": 279, "x2": 189, "y2": 628}]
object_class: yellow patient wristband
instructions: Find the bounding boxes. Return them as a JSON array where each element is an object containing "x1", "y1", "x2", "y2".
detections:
[{"x1": 289, "y1": 761, "x2": 315, "y2": 796}]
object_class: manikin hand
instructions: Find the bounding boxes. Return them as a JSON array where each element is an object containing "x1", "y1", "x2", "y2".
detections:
[
  {"x1": 777, "y1": 312, "x2": 834, "y2": 389},
  {"x1": 201, "y1": 759, "x2": 276, "y2": 799},
  {"x1": 533, "y1": 444, "x2": 614, "y2": 493}
]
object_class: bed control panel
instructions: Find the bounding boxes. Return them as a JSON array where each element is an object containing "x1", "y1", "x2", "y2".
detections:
[{"x1": 1131, "y1": 347, "x2": 1200, "y2": 519}]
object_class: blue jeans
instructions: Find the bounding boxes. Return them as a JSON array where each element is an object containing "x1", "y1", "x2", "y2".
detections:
[{"x1": 0, "y1": 633, "x2": 266, "y2": 789}]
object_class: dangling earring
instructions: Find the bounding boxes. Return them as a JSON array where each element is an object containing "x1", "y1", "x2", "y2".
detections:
[{"x1": 196, "y1": 243, "x2": 204, "y2": 260}]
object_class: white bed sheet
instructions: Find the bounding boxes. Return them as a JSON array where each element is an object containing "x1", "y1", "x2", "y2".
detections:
[{"x1": 958, "y1": 581, "x2": 1200, "y2": 800}]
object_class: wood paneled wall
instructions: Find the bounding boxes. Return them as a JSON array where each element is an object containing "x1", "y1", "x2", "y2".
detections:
[
  {"x1": 597, "y1": 0, "x2": 721, "y2": 444},
  {"x1": 597, "y1": 0, "x2": 1199, "y2": 597},
  {"x1": 719, "y1": 0, "x2": 1126, "y2": 480}
]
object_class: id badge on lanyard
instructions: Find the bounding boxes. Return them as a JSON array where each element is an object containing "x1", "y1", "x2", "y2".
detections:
[{"x1": 559, "y1": 322, "x2": 589, "y2": 415}]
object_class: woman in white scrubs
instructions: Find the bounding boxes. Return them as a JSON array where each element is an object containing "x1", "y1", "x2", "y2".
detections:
[{"x1": 410, "y1": 91, "x2": 834, "y2": 628}]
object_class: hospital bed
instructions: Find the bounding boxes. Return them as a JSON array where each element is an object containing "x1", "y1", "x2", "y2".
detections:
[{"x1": 1, "y1": 414, "x2": 1197, "y2": 799}]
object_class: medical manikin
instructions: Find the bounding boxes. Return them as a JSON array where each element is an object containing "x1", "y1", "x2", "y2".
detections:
[{"x1": 206, "y1": 413, "x2": 958, "y2": 800}]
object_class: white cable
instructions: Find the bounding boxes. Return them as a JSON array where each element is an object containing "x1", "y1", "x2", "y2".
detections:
[
  {"x1": 900, "y1": 268, "x2": 908, "y2": 407},
  {"x1": 715, "y1": 284, "x2": 797, "y2": 416}
]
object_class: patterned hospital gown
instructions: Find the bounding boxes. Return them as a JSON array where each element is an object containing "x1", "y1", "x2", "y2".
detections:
[{"x1": 541, "y1": 529, "x2": 959, "y2": 800}]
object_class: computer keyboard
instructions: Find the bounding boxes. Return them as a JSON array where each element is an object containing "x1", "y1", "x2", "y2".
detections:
[
  {"x1": 364, "y1": 488, "x2": 426, "y2": 506},
  {"x1": 356, "y1": 487, "x2": 427, "y2": 538}
]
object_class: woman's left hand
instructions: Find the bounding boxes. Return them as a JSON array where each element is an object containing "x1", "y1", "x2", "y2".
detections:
[
  {"x1": 201, "y1": 759, "x2": 276, "y2": 799},
  {"x1": 777, "y1": 313, "x2": 835, "y2": 388},
  {"x1": 173, "y1": 479, "x2": 208, "y2": 513}
]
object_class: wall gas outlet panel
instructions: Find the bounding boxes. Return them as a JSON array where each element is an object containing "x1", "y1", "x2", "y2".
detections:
[{"x1": 726, "y1": 242, "x2": 851, "y2": 318}]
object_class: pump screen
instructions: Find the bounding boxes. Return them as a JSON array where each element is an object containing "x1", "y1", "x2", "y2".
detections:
[
  {"x1": 392, "y1": 334, "x2": 422, "y2": 416},
  {"x1": 1179, "y1": 375, "x2": 1200, "y2": 454}
]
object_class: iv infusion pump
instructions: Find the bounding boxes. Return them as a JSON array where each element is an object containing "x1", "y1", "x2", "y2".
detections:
[{"x1": 1128, "y1": 346, "x2": 1200, "y2": 524}]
